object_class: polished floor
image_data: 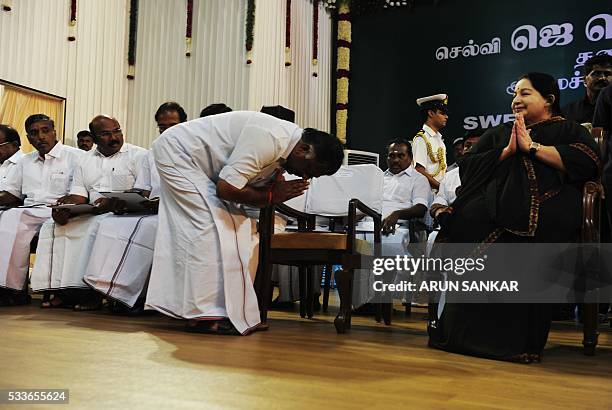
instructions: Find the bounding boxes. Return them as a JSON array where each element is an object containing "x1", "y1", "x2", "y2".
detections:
[{"x1": 1, "y1": 299, "x2": 611, "y2": 409}]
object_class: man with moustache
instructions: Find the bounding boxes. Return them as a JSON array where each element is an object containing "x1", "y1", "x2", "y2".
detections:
[
  {"x1": 76, "y1": 130, "x2": 95, "y2": 151},
  {"x1": 0, "y1": 114, "x2": 82, "y2": 306},
  {"x1": 30, "y1": 115, "x2": 147, "y2": 310},
  {"x1": 563, "y1": 55, "x2": 612, "y2": 124},
  {"x1": 354, "y1": 138, "x2": 432, "y2": 310},
  {"x1": 83, "y1": 102, "x2": 190, "y2": 312},
  {"x1": 412, "y1": 94, "x2": 449, "y2": 190}
]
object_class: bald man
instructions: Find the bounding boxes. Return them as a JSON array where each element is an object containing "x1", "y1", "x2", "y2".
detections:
[
  {"x1": 83, "y1": 102, "x2": 189, "y2": 312},
  {"x1": 30, "y1": 115, "x2": 147, "y2": 310}
]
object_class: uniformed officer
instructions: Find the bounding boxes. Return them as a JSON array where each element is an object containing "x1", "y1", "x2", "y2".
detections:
[{"x1": 412, "y1": 94, "x2": 449, "y2": 190}]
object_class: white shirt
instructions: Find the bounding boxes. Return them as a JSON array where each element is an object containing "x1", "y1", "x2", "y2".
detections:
[
  {"x1": 412, "y1": 124, "x2": 447, "y2": 182},
  {"x1": 0, "y1": 150, "x2": 24, "y2": 191},
  {"x1": 70, "y1": 143, "x2": 148, "y2": 204},
  {"x1": 382, "y1": 166, "x2": 431, "y2": 218},
  {"x1": 3, "y1": 142, "x2": 83, "y2": 206},
  {"x1": 134, "y1": 150, "x2": 161, "y2": 199},
  {"x1": 154, "y1": 111, "x2": 303, "y2": 189},
  {"x1": 433, "y1": 167, "x2": 461, "y2": 207}
]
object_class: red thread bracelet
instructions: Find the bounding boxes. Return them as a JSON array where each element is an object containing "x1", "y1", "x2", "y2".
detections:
[{"x1": 268, "y1": 188, "x2": 274, "y2": 205}]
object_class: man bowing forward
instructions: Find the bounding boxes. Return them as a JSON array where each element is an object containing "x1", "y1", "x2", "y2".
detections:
[{"x1": 145, "y1": 111, "x2": 344, "y2": 335}]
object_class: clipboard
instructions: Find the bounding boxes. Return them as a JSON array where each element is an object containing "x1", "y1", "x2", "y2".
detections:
[
  {"x1": 99, "y1": 191, "x2": 155, "y2": 212},
  {"x1": 49, "y1": 203, "x2": 97, "y2": 215}
]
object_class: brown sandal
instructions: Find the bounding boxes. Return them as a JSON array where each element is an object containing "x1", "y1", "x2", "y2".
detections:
[
  {"x1": 73, "y1": 301, "x2": 103, "y2": 311},
  {"x1": 504, "y1": 353, "x2": 532, "y2": 364},
  {"x1": 185, "y1": 319, "x2": 240, "y2": 335},
  {"x1": 40, "y1": 296, "x2": 73, "y2": 309}
]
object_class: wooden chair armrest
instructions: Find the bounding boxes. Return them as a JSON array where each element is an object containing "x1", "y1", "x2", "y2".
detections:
[
  {"x1": 582, "y1": 181, "x2": 603, "y2": 243},
  {"x1": 347, "y1": 199, "x2": 382, "y2": 252}
]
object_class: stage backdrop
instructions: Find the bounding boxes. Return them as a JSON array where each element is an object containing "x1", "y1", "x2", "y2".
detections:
[{"x1": 347, "y1": 0, "x2": 612, "y2": 163}]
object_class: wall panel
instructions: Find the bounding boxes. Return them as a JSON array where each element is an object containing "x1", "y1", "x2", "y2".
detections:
[{"x1": 1, "y1": 0, "x2": 333, "y2": 149}]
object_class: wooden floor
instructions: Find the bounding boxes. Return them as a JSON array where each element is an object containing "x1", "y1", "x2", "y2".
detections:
[{"x1": 1, "y1": 299, "x2": 611, "y2": 410}]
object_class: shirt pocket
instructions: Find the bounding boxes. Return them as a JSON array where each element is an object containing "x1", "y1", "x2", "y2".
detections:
[
  {"x1": 111, "y1": 171, "x2": 135, "y2": 191},
  {"x1": 49, "y1": 172, "x2": 70, "y2": 195},
  {"x1": 390, "y1": 184, "x2": 412, "y2": 202}
]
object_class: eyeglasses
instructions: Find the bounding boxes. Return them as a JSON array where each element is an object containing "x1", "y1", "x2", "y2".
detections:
[
  {"x1": 587, "y1": 69, "x2": 612, "y2": 78},
  {"x1": 97, "y1": 128, "x2": 123, "y2": 138}
]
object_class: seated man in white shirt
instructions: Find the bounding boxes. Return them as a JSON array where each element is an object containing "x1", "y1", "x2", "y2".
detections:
[
  {"x1": 30, "y1": 115, "x2": 147, "y2": 310},
  {"x1": 380, "y1": 138, "x2": 431, "y2": 236},
  {"x1": 354, "y1": 138, "x2": 431, "y2": 309},
  {"x1": 83, "y1": 102, "x2": 189, "y2": 313},
  {"x1": 0, "y1": 114, "x2": 83, "y2": 306},
  {"x1": 0, "y1": 124, "x2": 24, "y2": 191},
  {"x1": 446, "y1": 137, "x2": 464, "y2": 172}
]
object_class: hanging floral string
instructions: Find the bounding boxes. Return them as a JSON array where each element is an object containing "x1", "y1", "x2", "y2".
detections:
[
  {"x1": 127, "y1": 0, "x2": 139, "y2": 79},
  {"x1": 68, "y1": 0, "x2": 77, "y2": 41},
  {"x1": 321, "y1": 0, "x2": 336, "y2": 10},
  {"x1": 284, "y1": 0, "x2": 291, "y2": 67},
  {"x1": 245, "y1": 0, "x2": 255, "y2": 64},
  {"x1": 335, "y1": 1, "x2": 351, "y2": 144},
  {"x1": 1, "y1": 0, "x2": 12, "y2": 11},
  {"x1": 312, "y1": 0, "x2": 319, "y2": 77},
  {"x1": 185, "y1": 0, "x2": 193, "y2": 57}
]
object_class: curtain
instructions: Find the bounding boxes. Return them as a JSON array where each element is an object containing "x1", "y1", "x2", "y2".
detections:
[{"x1": 0, "y1": 86, "x2": 65, "y2": 153}]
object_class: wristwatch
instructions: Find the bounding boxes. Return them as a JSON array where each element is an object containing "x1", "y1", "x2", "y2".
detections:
[{"x1": 529, "y1": 142, "x2": 541, "y2": 157}]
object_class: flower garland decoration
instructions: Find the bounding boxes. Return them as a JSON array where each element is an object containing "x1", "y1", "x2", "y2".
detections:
[
  {"x1": 127, "y1": 0, "x2": 139, "y2": 79},
  {"x1": 68, "y1": 0, "x2": 77, "y2": 41},
  {"x1": 185, "y1": 0, "x2": 193, "y2": 57},
  {"x1": 335, "y1": 0, "x2": 351, "y2": 144},
  {"x1": 312, "y1": 0, "x2": 319, "y2": 77},
  {"x1": 245, "y1": 0, "x2": 255, "y2": 64},
  {"x1": 321, "y1": 0, "x2": 336, "y2": 10},
  {"x1": 285, "y1": 0, "x2": 291, "y2": 67},
  {"x1": 384, "y1": 0, "x2": 409, "y2": 7},
  {"x1": 1, "y1": 0, "x2": 11, "y2": 12}
]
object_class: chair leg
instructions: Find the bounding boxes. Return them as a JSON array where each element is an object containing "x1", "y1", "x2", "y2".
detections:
[
  {"x1": 306, "y1": 267, "x2": 315, "y2": 319},
  {"x1": 375, "y1": 303, "x2": 382, "y2": 323},
  {"x1": 255, "y1": 260, "x2": 274, "y2": 324},
  {"x1": 334, "y1": 268, "x2": 353, "y2": 334},
  {"x1": 322, "y1": 264, "x2": 332, "y2": 313},
  {"x1": 299, "y1": 266, "x2": 307, "y2": 318},
  {"x1": 383, "y1": 303, "x2": 392, "y2": 325},
  {"x1": 582, "y1": 303, "x2": 599, "y2": 356}
]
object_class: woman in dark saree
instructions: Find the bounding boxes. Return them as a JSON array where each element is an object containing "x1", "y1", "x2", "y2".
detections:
[{"x1": 428, "y1": 73, "x2": 600, "y2": 362}]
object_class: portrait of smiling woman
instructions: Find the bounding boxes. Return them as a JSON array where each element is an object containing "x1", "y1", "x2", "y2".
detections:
[{"x1": 428, "y1": 72, "x2": 601, "y2": 363}]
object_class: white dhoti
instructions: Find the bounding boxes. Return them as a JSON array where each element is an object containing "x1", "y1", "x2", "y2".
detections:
[
  {"x1": 145, "y1": 146, "x2": 261, "y2": 335},
  {"x1": 83, "y1": 214, "x2": 158, "y2": 307},
  {"x1": 273, "y1": 265, "x2": 301, "y2": 302},
  {"x1": 30, "y1": 214, "x2": 110, "y2": 291},
  {"x1": 273, "y1": 265, "x2": 323, "y2": 303},
  {"x1": 426, "y1": 229, "x2": 439, "y2": 257},
  {"x1": 0, "y1": 207, "x2": 51, "y2": 290},
  {"x1": 353, "y1": 225, "x2": 410, "y2": 308},
  {"x1": 269, "y1": 221, "x2": 321, "y2": 303}
]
